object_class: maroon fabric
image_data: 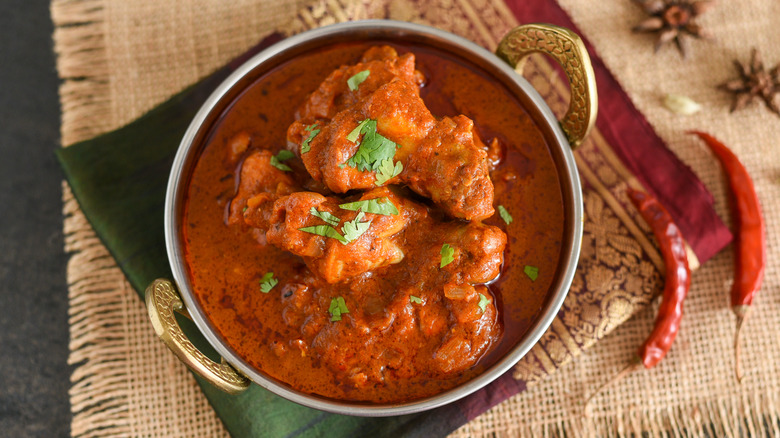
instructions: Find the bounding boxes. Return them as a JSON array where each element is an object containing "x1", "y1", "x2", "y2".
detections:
[
  {"x1": 455, "y1": 373, "x2": 525, "y2": 422},
  {"x1": 505, "y1": 0, "x2": 732, "y2": 262}
]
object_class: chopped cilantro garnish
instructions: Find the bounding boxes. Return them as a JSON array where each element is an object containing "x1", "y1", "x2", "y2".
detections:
[
  {"x1": 298, "y1": 211, "x2": 371, "y2": 245},
  {"x1": 298, "y1": 225, "x2": 347, "y2": 243},
  {"x1": 259, "y1": 272, "x2": 278, "y2": 293},
  {"x1": 344, "y1": 119, "x2": 399, "y2": 172},
  {"x1": 300, "y1": 124, "x2": 320, "y2": 154},
  {"x1": 524, "y1": 265, "x2": 539, "y2": 281},
  {"x1": 409, "y1": 295, "x2": 422, "y2": 304},
  {"x1": 309, "y1": 207, "x2": 340, "y2": 226},
  {"x1": 477, "y1": 293, "x2": 491, "y2": 313},
  {"x1": 498, "y1": 205, "x2": 513, "y2": 225},
  {"x1": 270, "y1": 149, "x2": 295, "y2": 172},
  {"x1": 341, "y1": 212, "x2": 372, "y2": 244},
  {"x1": 242, "y1": 206, "x2": 248, "y2": 213},
  {"x1": 347, "y1": 70, "x2": 370, "y2": 91},
  {"x1": 374, "y1": 157, "x2": 403, "y2": 186},
  {"x1": 338, "y1": 197, "x2": 399, "y2": 216},
  {"x1": 329, "y1": 296, "x2": 350, "y2": 322},
  {"x1": 440, "y1": 243, "x2": 455, "y2": 268}
]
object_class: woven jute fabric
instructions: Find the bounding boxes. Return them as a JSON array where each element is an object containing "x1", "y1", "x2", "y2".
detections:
[{"x1": 52, "y1": 0, "x2": 780, "y2": 436}]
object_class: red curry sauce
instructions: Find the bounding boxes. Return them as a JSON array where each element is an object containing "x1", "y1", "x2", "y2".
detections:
[{"x1": 183, "y1": 42, "x2": 565, "y2": 403}]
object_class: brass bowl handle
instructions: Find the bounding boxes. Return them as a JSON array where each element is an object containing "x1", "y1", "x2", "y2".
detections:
[
  {"x1": 145, "y1": 279, "x2": 250, "y2": 394},
  {"x1": 496, "y1": 23, "x2": 598, "y2": 149}
]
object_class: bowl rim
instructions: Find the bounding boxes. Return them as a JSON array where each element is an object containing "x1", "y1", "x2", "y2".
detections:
[{"x1": 165, "y1": 19, "x2": 583, "y2": 416}]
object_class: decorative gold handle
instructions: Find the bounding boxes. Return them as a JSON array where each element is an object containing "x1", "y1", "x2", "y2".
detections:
[
  {"x1": 496, "y1": 24, "x2": 598, "y2": 149},
  {"x1": 145, "y1": 279, "x2": 250, "y2": 394}
]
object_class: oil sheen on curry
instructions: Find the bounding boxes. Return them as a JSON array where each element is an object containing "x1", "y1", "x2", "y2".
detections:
[{"x1": 183, "y1": 42, "x2": 565, "y2": 403}]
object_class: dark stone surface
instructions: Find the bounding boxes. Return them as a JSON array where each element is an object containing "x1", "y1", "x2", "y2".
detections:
[{"x1": 0, "y1": 0, "x2": 72, "y2": 436}]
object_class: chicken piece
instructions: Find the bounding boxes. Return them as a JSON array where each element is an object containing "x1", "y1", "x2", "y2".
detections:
[
  {"x1": 289, "y1": 80, "x2": 435, "y2": 192},
  {"x1": 305, "y1": 281, "x2": 500, "y2": 385},
  {"x1": 300, "y1": 280, "x2": 501, "y2": 385},
  {"x1": 246, "y1": 187, "x2": 414, "y2": 283},
  {"x1": 438, "y1": 221, "x2": 507, "y2": 284},
  {"x1": 434, "y1": 285, "x2": 498, "y2": 373},
  {"x1": 227, "y1": 150, "x2": 297, "y2": 225},
  {"x1": 295, "y1": 46, "x2": 424, "y2": 121},
  {"x1": 405, "y1": 115, "x2": 495, "y2": 223},
  {"x1": 288, "y1": 49, "x2": 494, "y2": 221}
]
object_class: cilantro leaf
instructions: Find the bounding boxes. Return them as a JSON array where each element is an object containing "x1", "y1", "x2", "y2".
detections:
[
  {"x1": 298, "y1": 225, "x2": 347, "y2": 243},
  {"x1": 477, "y1": 293, "x2": 491, "y2": 313},
  {"x1": 337, "y1": 296, "x2": 349, "y2": 313},
  {"x1": 276, "y1": 150, "x2": 295, "y2": 161},
  {"x1": 409, "y1": 295, "x2": 422, "y2": 304},
  {"x1": 329, "y1": 296, "x2": 350, "y2": 322},
  {"x1": 338, "y1": 197, "x2": 399, "y2": 216},
  {"x1": 524, "y1": 265, "x2": 539, "y2": 281},
  {"x1": 328, "y1": 299, "x2": 341, "y2": 321},
  {"x1": 341, "y1": 211, "x2": 372, "y2": 244},
  {"x1": 300, "y1": 124, "x2": 320, "y2": 154},
  {"x1": 269, "y1": 158, "x2": 291, "y2": 172},
  {"x1": 346, "y1": 119, "x2": 370, "y2": 142},
  {"x1": 498, "y1": 205, "x2": 513, "y2": 225},
  {"x1": 440, "y1": 243, "x2": 455, "y2": 268},
  {"x1": 344, "y1": 119, "x2": 399, "y2": 172},
  {"x1": 374, "y1": 158, "x2": 403, "y2": 186},
  {"x1": 270, "y1": 149, "x2": 294, "y2": 172},
  {"x1": 309, "y1": 207, "x2": 340, "y2": 226},
  {"x1": 347, "y1": 70, "x2": 370, "y2": 91},
  {"x1": 259, "y1": 272, "x2": 278, "y2": 293}
]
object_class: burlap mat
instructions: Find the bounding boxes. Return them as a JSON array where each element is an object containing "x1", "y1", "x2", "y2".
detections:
[{"x1": 53, "y1": 0, "x2": 780, "y2": 436}]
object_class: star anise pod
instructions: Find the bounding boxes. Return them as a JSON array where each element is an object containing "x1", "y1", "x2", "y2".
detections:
[
  {"x1": 632, "y1": 0, "x2": 715, "y2": 58},
  {"x1": 720, "y1": 48, "x2": 780, "y2": 116}
]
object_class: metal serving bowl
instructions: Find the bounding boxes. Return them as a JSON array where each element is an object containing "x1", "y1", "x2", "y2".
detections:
[{"x1": 145, "y1": 20, "x2": 596, "y2": 416}]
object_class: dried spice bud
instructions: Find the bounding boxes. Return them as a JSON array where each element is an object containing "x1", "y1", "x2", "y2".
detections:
[
  {"x1": 663, "y1": 93, "x2": 702, "y2": 115},
  {"x1": 719, "y1": 48, "x2": 780, "y2": 116},
  {"x1": 632, "y1": 0, "x2": 715, "y2": 58}
]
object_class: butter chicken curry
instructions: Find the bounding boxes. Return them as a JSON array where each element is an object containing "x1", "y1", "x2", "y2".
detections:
[{"x1": 183, "y1": 42, "x2": 565, "y2": 403}]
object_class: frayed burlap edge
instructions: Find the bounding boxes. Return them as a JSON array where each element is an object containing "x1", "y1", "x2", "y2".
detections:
[
  {"x1": 63, "y1": 182, "x2": 132, "y2": 437},
  {"x1": 51, "y1": 0, "x2": 114, "y2": 146}
]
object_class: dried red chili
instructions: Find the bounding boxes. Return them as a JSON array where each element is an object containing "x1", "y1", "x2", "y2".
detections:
[
  {"x1": 627, "y1": 188, "x2": 691, "y2": 368},
  {"x1": 586, "y1": 188, "x2": 690, "y2": 409},
  {"x1": 691, "y1": 131, "x2": 765, "y2": 382}
]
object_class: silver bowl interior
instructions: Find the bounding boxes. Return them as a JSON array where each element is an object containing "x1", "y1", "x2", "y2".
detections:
[{"x1": 165, "y1": 20, "x2": 583, "y2": 416}]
